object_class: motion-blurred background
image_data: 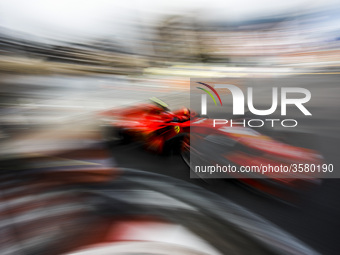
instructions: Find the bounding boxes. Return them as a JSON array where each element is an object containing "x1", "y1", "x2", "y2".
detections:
[{"x1": 1, "y1": 1, "x2": 340, "y2": 255}]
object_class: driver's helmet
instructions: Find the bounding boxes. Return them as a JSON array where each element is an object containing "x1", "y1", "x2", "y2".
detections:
[
  {"x1": 178, "y1": 107, "x2": 190, "y2": 121},
  {"x1": 182, "y1": 107, "x2": 190, "y2": 117}
]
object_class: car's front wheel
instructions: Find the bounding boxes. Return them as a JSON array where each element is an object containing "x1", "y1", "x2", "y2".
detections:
[{"x1": 101, "y1": 125, "x2": 129, "y2": 146}]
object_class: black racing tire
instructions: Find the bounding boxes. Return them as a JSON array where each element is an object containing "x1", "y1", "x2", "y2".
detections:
[
  {"x1": 180, "y1": 134, "x2": 190, "y2": 167},
  {"x1": 162, "y1": 134, "x2": 188, "y2": 156},
  {"x1": 101, "y1": 125, "x2": 130, "y2": 147}
]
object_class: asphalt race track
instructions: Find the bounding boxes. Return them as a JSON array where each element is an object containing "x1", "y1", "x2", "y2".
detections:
[{"x1": 108, "y1": 142, "x2": 340, "y2": 255}]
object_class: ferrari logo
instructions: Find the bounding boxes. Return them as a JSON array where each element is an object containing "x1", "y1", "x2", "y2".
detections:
[{"x1": 174, "y1": 125, "x2": 180, "y2": 134}]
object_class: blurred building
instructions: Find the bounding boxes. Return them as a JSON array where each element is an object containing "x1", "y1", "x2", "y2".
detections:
[{"x1": 151, "y1": 7, "x2": 340, "y2": 67}]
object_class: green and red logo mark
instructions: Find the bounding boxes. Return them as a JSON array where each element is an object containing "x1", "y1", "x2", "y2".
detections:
[{"x1": 196, "y1": 82, "x2": 223, "y2": 107}]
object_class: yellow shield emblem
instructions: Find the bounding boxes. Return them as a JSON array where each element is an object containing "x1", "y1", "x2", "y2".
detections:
[{"x1": 174, "y1": 125, "x2": 180, "y2": 134}]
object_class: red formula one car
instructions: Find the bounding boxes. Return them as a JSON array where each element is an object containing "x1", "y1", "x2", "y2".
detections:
[
  {"x1": 100, "y1": 97, "x2": 193, "y2": 154},
  {"x1": 99, "y1": 98, "x2": 323, "y2": 203}
]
